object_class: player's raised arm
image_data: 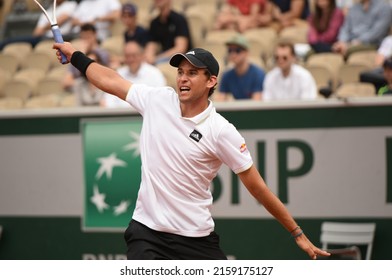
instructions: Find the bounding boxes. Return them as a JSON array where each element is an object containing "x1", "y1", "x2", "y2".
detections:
[{"x1": 53, "y1": 42, "x2": 131, "y2": 101}]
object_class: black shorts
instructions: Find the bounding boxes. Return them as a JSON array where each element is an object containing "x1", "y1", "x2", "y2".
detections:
[{"x1": 124, "y1": 219, "x2": 227, "y2": 260}]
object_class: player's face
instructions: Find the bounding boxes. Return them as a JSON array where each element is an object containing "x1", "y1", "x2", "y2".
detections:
[{"x1": 176, "y1": 60, "x2": 215, "y2": 104}]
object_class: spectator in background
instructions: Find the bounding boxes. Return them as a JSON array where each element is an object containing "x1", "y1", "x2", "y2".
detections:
[
  {"x1": 378, "y1": 57, "x2": 392, "y2": 96},
  {"x1": 360, "y1": 35, "x2": 392, "y2": 92},
  {"x1": 307, "y1": 0, "x2": 344, "y2": 53},
  {"x1": 214, "y1": 0, "x2": 273, "y2": 33},
  {"x1": 332, "y1": 0, "x2": 392, "y2": 58},
  {"x1": 270, "y1": 0, "x2": 310, "y2": 32},
  {"x1": 71, "y1": 0, "x2": 121, "y2": 42},
  {"x1": 62, "y1": 23, "x2": 110, "y2": 92},
  {"x1": 215, "y1": 34, "x2": 265, "y2": 101},
  {"x1": 121, "y1": 3, "x2": 150, "y2": 47},
  {"x1": 263, "y1": 40, "x2": 318, "y2": 101},
  {"x1": 33, "y1": 0, "x2": 77, "y2": 41},
  {"x1": 102, "y1": 41, "x2": 167, "y2": 108},
  {"x1": 74, "y1": 50, "x2": 106, "y2": 106},
  {"x1": 144, "y1": 0, "x2": 192, "y2": 65},
  {"x1": 0, "y1": 0, "x2": 77, "y2": 50},
  {"x1": 336, "y1": 0, "x2": 353, "y2": 15}
]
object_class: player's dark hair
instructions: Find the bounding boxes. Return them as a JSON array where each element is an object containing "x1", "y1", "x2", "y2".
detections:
[{"x1": 204, "y1": 70, "x2": 216, "y2": 97}]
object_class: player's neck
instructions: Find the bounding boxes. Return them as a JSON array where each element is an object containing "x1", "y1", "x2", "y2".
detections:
[{"x1": 180, "y1": 99, "x2": 209, "y2": 118}]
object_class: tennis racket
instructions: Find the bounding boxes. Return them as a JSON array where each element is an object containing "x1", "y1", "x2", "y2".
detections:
[{"x1": 34, "y1": 0, "x2": 67, "y2": 64}]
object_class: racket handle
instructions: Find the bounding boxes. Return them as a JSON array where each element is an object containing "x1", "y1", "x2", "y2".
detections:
[{"x1": 51, "y1": 25, "x2": 68, "y2": 64}]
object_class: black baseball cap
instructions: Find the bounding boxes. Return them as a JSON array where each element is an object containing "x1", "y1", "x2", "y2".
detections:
[{"x1": 169, "y1": 48, "x2": 219, "y2": 76}]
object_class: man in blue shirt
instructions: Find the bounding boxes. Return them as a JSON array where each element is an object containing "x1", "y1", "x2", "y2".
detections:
[{"x1": 216, "y1": 34, "x2": 265, "y2": 100}]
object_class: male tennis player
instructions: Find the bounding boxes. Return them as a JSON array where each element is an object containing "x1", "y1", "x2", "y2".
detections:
[{"x1": 54, "y1": 42, "x2": 330, "y2": 260}]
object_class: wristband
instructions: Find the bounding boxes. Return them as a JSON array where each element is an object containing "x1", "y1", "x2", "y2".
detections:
[
  {"x1": 290, "y1": 226, "x2": 300, "y2": 234},
  {"x1": 292, "y1": 230, "x2": 304, "y2": 238},
  {"x1": 70, "y1": 51, "x2": 95, "y2": 76}
]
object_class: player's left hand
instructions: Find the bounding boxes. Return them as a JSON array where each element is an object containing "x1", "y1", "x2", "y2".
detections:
[{"x1": 295, "y1": 233, "x2": 331, "y2": 259}]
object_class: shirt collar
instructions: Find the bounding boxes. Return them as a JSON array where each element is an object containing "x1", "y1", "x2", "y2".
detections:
[{"x1": 181, "y1": 100, "x2": 214, "y2": 124}]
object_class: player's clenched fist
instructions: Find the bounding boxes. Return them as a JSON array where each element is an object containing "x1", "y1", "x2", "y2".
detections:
[{"x1": 53, "y1": 42, "x2": 77, "y2": 64}]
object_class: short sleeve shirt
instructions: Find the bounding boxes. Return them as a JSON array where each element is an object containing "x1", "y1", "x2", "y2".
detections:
[
  {"x1": 126, "y1": 84, "x2": 253, "y2": 237},
  {"x1": 148, "y1": 10, "x2": 193, "y2": 51},
  {"x1": 219, "y1": 64, "x2": 265, "y2": 99}
]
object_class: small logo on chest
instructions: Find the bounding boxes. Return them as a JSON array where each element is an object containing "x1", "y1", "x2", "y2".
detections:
[{"x1": 189, "y1": 129, "x2": 203, "y2": 142}]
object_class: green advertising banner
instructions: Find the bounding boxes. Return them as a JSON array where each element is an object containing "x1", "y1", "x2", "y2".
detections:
[
  {"x1": 82, "y1": 118, "x2": 142, "y2": 231},
  {"x1": 1, "y1": 103, "x2": 392, "y2": 259}
]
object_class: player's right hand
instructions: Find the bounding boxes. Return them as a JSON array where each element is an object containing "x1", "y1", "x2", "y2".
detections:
[{"x1": 53, "y1": 42, "x2": 77, "y2": 64}]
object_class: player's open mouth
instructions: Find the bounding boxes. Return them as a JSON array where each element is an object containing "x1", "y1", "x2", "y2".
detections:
[{"x1": 180, "y1": 87, "x2": 190, "y2": 92}]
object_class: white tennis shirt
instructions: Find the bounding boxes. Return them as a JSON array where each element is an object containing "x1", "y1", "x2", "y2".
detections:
[{"x1": 126, "y1": 84, "x2": 253, "y2": 237}]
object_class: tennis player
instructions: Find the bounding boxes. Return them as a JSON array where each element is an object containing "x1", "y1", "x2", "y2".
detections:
[{"x1": 54, "y1": 42, "x2": 330, "y2": 260}]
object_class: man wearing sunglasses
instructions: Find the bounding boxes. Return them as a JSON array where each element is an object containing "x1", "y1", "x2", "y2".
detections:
[
  {"x1": 263, "y1": 40, "x2": 317, "y2": 101},
  {"x1": 215, "y1": 34, "x2": 265, "y2": 101}
]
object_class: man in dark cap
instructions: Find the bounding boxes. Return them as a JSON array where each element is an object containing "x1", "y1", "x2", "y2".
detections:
[
  {"x1": 121, "y1": 3, "x2": 149, "y2": 47},
  {"x1": 53, "y1": 41, "x2": 330, "y2": 260}
]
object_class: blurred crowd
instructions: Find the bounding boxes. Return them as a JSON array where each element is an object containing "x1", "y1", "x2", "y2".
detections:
[{"x1": 0, "y1": 0, "x2": 392, "y2": 110}]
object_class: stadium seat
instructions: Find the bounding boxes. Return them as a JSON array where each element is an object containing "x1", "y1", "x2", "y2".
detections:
[
  {"x1": 2, "y1": 80, "x2": 32, "y2": 102},
  {"x1": 13, "y1": 68, "x2": 46, "y2": 94},
  {"x1": 305, "y1": 64, "x2": 333, "y2": 94},
  {"x1": 306, "y1": 53, "x2": 344, "y2": 90},
  {"x1": 205, "y1": 29, "x2": 238, "y2": 44},
  {"x1": 185, "y1": 2, "x2": 217, "y2": 32},
  {"x1": 320, "y1": 222, "x2": 376, "y2": 260},
  {"x1": 2, "y1": 42, "x2": 33, "y2": 63},
  {"x1": 335, "y1": 82, "x2": 376, "y2": 98},
  {"x1": 347, "y1": 50, "x2": 378, "y2": 69},
  {"x1": 186, "y1": 12, "x2": 206, "y2": 48},
  {"x1": 0, "y1": 53, "x2": 20, "y2": 76},
  {"x1": 337, "y1": 64, "x2": 371, "y2": 86},
  {"x1": 0, "y1": 68, "x2": 12, "y2": 98},
  {"x1": 58, "y1": 93, "x2": 77, "y2": 108},
  {"x1": 0, "y1": 96, "x2": 24, "y2": 110},
  {"x1": 47, "y1": 66, "x2": 68, "y2": 80},
  {"x1": 20, "y1": 52, "x2": 52, "y2": 72},
  {"x1": 34, "y1": 78, "x2": 66, "y2": 97},
  {"x1": 278, "y1": 25, "x2": 309, "y2": 44},
  {"x1": 34, "y1": 40, "x2": 59, "y2": 67},
  {"x1": 243, "y1": 27, "x2": 278, "y2": 60},
  {"x1": 24, "y1": 94, "x2": 60, "y2": 109}
]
